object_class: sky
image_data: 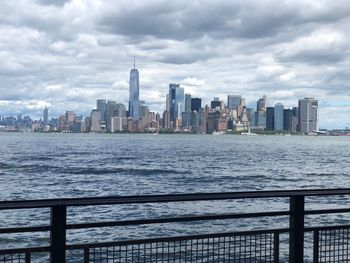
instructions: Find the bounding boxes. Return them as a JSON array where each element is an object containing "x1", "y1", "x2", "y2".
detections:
[{"x1": 1, "y1": 0, "x2": 350, "y2": 128}]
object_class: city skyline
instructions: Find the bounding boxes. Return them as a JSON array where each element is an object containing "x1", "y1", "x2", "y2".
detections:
[
  {"x1": 1, "y1": 1, "x2": 350, "y2": 128},
  {"x1": 0, "y1": 64, "x2": 322, "y2": 135}
]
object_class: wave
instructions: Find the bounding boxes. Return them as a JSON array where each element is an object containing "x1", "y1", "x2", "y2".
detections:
[{"x1": 65, "y1": 167, "x2": 191, "y2": 176}]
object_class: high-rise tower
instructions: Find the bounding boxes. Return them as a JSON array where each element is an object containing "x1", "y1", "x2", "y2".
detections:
[
  {"x1": 43, "y1": 106, "x2": 48, "y2": 125},
  {"x1": 169, "y1": 84, "x2": 184, "y2": 122},
  {"x1": 227, "y1": 95, "x2": 242, "y2": 111},
  {"x1": 274, "y1": 103, "x2": 284, "y2": 131},
  {"x1": 298, "y1": 98, "x2": 318, "y2": 133},
  {"x1": 96, "y1": 99, "x2": 107, "y2": 124},
  {"x1": 129, "y1": 58, "x2": 140, "y2": 120}
]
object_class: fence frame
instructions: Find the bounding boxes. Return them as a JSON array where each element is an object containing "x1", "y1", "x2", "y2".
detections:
[{"x1": 1, "y1": 188, "x2": 350, "y2": 262}]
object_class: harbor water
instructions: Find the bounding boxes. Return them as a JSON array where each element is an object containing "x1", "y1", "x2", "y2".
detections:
[{"x1": 1, "y1": 133, "x2": 350, "y2": 261}]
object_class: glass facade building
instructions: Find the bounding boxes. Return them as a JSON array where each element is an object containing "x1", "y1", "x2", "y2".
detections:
[
  {"x1": 274, "y1": 103, "x2": 284, "y2": 131},
  {"x1": 169, "y1": 84, "x2": 184, "y2": 122},
  {"x1": 129, "y1": 67, "x2": 140, "y2": 120}
]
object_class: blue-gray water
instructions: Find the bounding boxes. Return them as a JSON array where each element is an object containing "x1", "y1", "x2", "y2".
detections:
[{"x1": 1, "y1": 133, "x2": 350, "y2": 261}]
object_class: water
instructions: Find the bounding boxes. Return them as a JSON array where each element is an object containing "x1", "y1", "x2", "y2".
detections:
[
  {"x1": 2, "y1": 133, "x2": 350, "y2": 199},
  {"x1": 1, "y1": 133, "x2": 350, "y2": 260}
]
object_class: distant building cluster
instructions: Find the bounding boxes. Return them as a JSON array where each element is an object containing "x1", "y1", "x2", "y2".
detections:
[{"x1": 0, "y1": 65, "x2": 323, "y2": 134}]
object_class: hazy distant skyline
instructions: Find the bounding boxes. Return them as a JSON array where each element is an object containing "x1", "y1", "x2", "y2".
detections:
[{"x1": 1, "y1": 0, "x2": 350, "y2": 128}]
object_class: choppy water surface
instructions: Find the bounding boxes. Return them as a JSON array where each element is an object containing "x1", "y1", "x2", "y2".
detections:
[
  {"x1": 1, "y1": 133, "x2": 350, "y2": 260},
  {"x1": 2, "y1": 133, "x2": 350, "y2": 198}
]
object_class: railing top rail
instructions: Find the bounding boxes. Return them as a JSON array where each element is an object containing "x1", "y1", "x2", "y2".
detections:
[{"x1": 1, "y1": 188, "x2": 350, "y2": 210}]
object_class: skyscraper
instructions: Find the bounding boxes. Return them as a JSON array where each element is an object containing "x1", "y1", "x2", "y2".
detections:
[
  {"x1": 90, "y1": 110, "x2": 102, "y2": 132},
  {"x1": 185, "y1": 94, "x2": 191, "y2": 113},
  {"x1": 115, "y1": 103, "x2": 126, "y2": 117},
  {"x1": 283, "y1": 109, "x2": 293, "y2": 131},
  {"x1": 210, "y1": 97, "x2": 221, "y2": 109},
  {"x1": 106, "y1": 100, "x2": 118, "y2": 132},
  {"x1": 298, "y1": 98, "x2": 318, "y2": 133},
  {"x1": 227, "y1": 95, "x2": 242, "y2": 111},
  {"x1": 274, "y1": 103, "x2": 284, "y2": 131},
  {"x1": 181, "y1": 112, "x2": 191, "y2": 129},
  {"x1": 266, "y1": 107, "x2": 275, "y2": 131},
  {"x1": 97, "y1": 99, "x2": 107, "y2": 124},
  {"x1": 129, "y1": 60, "x2": 140, "y2": 120},
  {"x1": 169, "y1": 84, "x2": 184, "y2": 122},
  {"x1": 257, "y1": 95, "x2": 267, "y2": 112},
  {"x1": 255, "y1": 95, "x2": 267, "y2": 129},
  {"x1": 191, "y1": 98, "x2": 201, "y2": 112},
  {"x1": 246, "y1": 108, "x2": 255, "y2": 127},
  {"x1": 291, "y1": 107, "x2": 299, "y2": 132},
  {"x1": 43, "y1": 106, "x2": 48, "y2": 125}
]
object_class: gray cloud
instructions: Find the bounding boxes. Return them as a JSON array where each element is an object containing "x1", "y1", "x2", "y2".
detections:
[{"x1": 37, "y1": 0, "x2": 70, "y2": 6}]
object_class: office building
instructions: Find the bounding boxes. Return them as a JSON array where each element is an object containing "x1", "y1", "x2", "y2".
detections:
[
  {"x1": 43, "y1": 106, "x2": 48, "y2": 125},
  {"x1": 71, "y1": 115, "x2": 86, "y2": 133},
  {"x1": 246, "y1": 108, "x2": 255, "y2": 127},
  {"x1": 97, "y1": 99, "x2": 107, "y2": 124},
  {"x1": 210, "y1": 98, "x2": 221, "y2": 109},
  {"x1": 191, "y1": 111, "x2": 200, "y2": 133},
  {"x1": 162, "y1": 110, "x2": 171, "y2": 130},
  {"x1": 274, "y1": 103, "x2": 284, "y2": 131},
  {"x1": 169, "y1": 84, "x2": 184, "y2": 122},
  {"x1": 115, "y1": 103, "x2": 126, "y2": 117},
  {"x1": 207, "y1": 111, "x2": 222, "y2": 132},
  {"x1": 185, "y1": 94, "x2": 191, "y2": 113},
  {"x1": 284, "y1": 109, "x2": 293, "y2": 131},
  {"x1": 266, "y1": 107, "x2": 274, "y2": 131},
  {"x1": 255, "y1": 111, "x2": 266, "y2": 128},
  {"x1": 199, "y1": 109, "x2": 206, "y2": 133},
  {"x1": 65, "y1": 111, "x2": 75, "y2": 123},
  {"x1": 111, "y1": 117, "x2": 127, "y2": 132},
  {"x1": 257, "y1": 95, "x2": 267, "y2": 112},
  {"x1": 227, "y1": 95, "x2": 242, "y2": 111},
  {"x1": 106, "y1": 100, "x2": 118, "y2": 131},
  {"x1": 181, "y1": 112, "x2": 191, "y2": 129},
  {"x1": 129, "y1": 61, "x2": 140, "y2": 120},
  {"x1": 291, "y1": 107, "x2": 299, "y2": 132},
  {"x1": 90, "y1": 110, "x2": 102, "y2": 132},
  {"x1": 298, "y1": 98, "x2": 318, "y2": 133},
  {"x1": 191, "y1": 98, "x2": 201, "y2": 112}
]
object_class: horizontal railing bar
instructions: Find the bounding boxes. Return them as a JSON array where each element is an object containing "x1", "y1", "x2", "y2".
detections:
[
  {"x1": 305, "y1": 208, "x2": 350, "y2": 215},
  {"x1": 0, "y1": 209, "x2": 349, "y2": 235},
  {"x1": 0, "y1": 225, "x2": 50, "y2": 234},
  {"x1": 1, "y1": 208, "x2": 348, "y2": 235},
  {"x1": 1, "y1": 188, "x2": 350, "y2": 209},
  {"x1": 305, "y1": 224, "x2": 350, "y2": 232},
  {"x1": 0, "y1": 246, "x2": 50, "y2": 254},
  {"x1": 66, "y1": 211, "x2": 290, "y2": 230},
  {"x1": 66, "y1": 228, "x2": 290, "y2": 250}
]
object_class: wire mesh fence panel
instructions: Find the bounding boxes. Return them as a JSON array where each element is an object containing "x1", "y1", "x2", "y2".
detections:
[
  {"x1": 88, "y1": 232, "x2": 277, "y2": 263},
  {"x1": 0, "y1": 253, "x2": 27, "y2": 263},
  {"x1": 317, "y1": 228, "x2": 350, "y2": 263}
]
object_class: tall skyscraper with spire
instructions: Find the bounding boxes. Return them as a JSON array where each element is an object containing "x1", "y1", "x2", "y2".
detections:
[
  {"x1": 129, "y1": 57, "x2": 140, "y2": 120},
  {"x1": 43, "y1": 106, "x2": 48, "y2": 125}
]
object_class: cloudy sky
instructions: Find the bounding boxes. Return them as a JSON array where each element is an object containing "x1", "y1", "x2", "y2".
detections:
[{"x1": 1, "y1": 0, "x2": 350, "y2": 128}]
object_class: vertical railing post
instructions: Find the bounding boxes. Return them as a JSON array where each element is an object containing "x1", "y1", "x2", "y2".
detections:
[
  {"x1": 313, "y1": 230, "x2": 319, "y2": 263},
  {"x1": 273, "y1": 232, "x2": 280, "y2": 263},
  {"x1": 50, "y1": 205, "x2": 67, "y2": 263},
  {"x1": 25, "y1": 252, "x2": 31, "y2": 263},
  {"x1": 289, "y1": 195, "x2": 305, "y2": 263},
  {"x1": 84, "y1": 248, "x2": 90, "y2": 263}
]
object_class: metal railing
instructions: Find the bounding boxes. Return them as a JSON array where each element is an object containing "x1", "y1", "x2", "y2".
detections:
[{"x1": 1, "y1": 189, "x2": 350, "y2": 262}]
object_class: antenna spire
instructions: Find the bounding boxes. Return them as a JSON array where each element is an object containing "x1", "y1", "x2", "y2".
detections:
[{"x1": 133, "y1": 55, "x2": 136, "y2": 69}]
